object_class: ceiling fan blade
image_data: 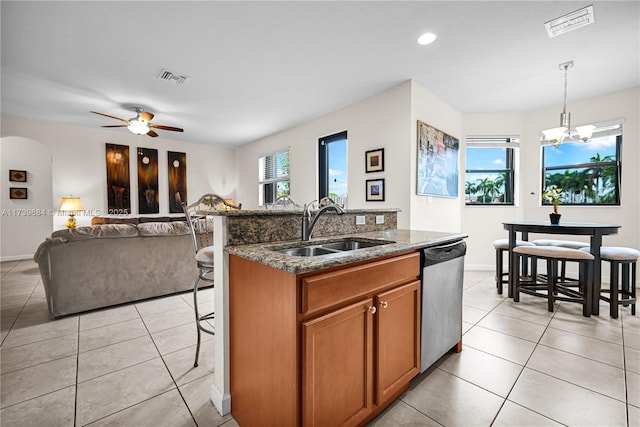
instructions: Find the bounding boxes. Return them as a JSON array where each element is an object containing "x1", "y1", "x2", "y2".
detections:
[
  {"x1": 140, "y1": 112, "x2": 154, "y2": 122},
  {"x1": 147, "y1": 130, "x2": 159, "y2": 137},
  {"x1": 90, "y1": 111, "x2": 128, "y2": 123},
  {"x1": 101, "y1": 125, "x2": 128, "y2": 128},
  {"x1": 150, "y1": 124, "x2": 184, "y2": 132}
]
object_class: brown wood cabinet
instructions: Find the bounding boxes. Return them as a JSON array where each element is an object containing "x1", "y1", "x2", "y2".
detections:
[{"x1": 230, "y1": 251, "x2": 420, "y2": 427}]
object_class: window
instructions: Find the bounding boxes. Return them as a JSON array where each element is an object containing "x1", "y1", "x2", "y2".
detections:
[
  {"x1": 259, "y1": 149, "x2": 290, "y2": 206},
  {"x1": 318, "y1": 131, "x2": 347, "y2": 206},
  {"x1": 465, "y1": 136, "x2": 518, "y2": 205},
  {"x1": 542, "y1": 122, "x2": 622, "y2": 206}
]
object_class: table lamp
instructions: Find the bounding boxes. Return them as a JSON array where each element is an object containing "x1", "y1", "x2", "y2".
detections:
[{"x1": 59, "y1": 196, "x2": 84, "y2": 228}]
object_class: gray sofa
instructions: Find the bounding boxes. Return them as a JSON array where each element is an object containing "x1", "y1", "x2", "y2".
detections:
[{"x1": 34, "y1": 217, "x2": 198, "y2": 318}]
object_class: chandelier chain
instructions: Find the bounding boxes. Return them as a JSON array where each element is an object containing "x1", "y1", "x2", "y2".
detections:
[{"x1": 562, "y1": 63, "x2": 569, "y2": 113}]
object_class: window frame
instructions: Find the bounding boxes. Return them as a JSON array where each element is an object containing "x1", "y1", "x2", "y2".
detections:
[
  {"x1": 258, "y1": 148, "x2": 290, "y2": 206},
  {"x1": 318, "y1": 130, "x2": 348, "y2": 200},
  {"x1": 464, "y1": 136, "x2": 518, "y2": 206},
  {"x1": 541, "y1": 123, "x2": 622, "y2": 207}
]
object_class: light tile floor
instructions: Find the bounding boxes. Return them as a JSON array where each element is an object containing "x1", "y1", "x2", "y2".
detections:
[{"x1": 1, "y1": 260, "x2": 638, "y2": 426}]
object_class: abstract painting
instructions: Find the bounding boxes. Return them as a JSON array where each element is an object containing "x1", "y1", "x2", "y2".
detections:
[
  {"x1": 168, "y1": 151, "x2": 187, "y2": 213},
  {"x1": 105, "y1": 143, "x2": 131, "y2": 214},
  {"x1": 137, "y1": 147, "x2": 159, "y2": 214},
  {"x1": 416, "y1": 121, "x2": 459, "y2": 197}
]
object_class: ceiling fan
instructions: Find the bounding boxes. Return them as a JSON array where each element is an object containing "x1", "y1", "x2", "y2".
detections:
[{"x1": 90, "y1": 107, "x2": 183, "y2": 137}]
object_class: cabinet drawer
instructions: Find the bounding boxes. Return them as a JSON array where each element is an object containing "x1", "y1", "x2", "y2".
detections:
[{"x1": 301, "y1": 252, "x2": 419, "y2": 316}]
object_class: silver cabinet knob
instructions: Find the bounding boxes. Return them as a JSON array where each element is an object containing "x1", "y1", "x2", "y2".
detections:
[
  {"x1": 368, "y1": 306, "x2": 377, "y2": 314},
  {"x1": 380, "y1": 301, "x2": 388, "y2": 309}
]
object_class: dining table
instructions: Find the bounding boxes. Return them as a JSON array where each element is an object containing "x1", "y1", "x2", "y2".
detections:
[{"x1": 502, "y1": 221, "x2": 621, "y2": 315}]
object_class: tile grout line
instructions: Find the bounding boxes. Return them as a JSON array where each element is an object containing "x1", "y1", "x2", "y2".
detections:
[
  {"x1": 620, "y1": 315, "x2": 630, "y2": 427},
  {"x1": 74, "y1": 312, "x2": 80, "y2": 427},
  {"x1": 0, "y1": 275, "x2": 41, "y2": 348},
  {"x1": 134, "y1": 302, "x2": 202, "y2": 426}
]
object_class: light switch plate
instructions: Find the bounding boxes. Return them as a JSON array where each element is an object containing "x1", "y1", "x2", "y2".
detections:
[
  {"x1": 375, "y1": 215, "x2": 384, "y2": 224},
  {"x1": 356, "y1": 215, "x2": 366, "y2": 225}
]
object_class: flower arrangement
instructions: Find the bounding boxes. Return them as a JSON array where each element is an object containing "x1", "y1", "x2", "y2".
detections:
[{"x1": 542, "y1": 185, "x2": 563, "y2": 214}]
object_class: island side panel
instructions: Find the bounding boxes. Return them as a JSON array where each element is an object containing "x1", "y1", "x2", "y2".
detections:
[{"x1": 229, "y1": 254, "x2": 299, "y2": 427}]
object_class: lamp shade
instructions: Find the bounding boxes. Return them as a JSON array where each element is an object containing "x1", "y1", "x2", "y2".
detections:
[
  {"x1": 541, "y1": 126, "x2": 567, "y2": 143},
  {"x1": 576, "y1": 124, "x2": 596, "y2": 142},
  {"x1": 58, "y1": 196, "x2": 84, "y2": 212}
]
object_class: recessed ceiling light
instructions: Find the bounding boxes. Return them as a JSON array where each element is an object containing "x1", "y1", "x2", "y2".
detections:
[{"x1": 417, "y1": 32, "x2": 437, "y2": 45}]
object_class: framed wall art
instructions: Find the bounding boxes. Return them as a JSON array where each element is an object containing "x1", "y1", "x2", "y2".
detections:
[
  {"x1": 168, "y1": 151, "x2": 187, "y2": 213},
  {"x1": 105, "y1": 143, "x2": 131, "y2": 214},
  {"x1": 9, "y1": 188, "x2": 28, "y2": 199},
  {"x1": 137, "y1": 147, "x2": 159, "y2": 214},
  {"x1": 9, "y1": 170, "x2": 27, "y2": 182},
  {"x1": 416, "y1": 120, "x2": 459, "y2": 197},
  {"x1": 365, "y1": 148, "x2": 384, "y2": 173},
  {"x1": 366, "y1": 178, "x2": 385, "y2": 201}
]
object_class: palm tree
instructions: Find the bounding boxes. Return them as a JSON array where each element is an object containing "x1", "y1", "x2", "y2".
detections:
[
  {"x1": 465, "y1": 181, "x2": 477, "y2": 202},
  {"x1": 587, "y1": 153, "x2": 615, "y2": 202}
]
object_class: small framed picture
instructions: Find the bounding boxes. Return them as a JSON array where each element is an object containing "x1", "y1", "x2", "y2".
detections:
[
  {"x1": 10, "y1": 188, "x2": 28, "y2": 199},
  {"x1": 9, "y1": 170, "x2": 27, "y2": 182},
  {"x1": 366, "y1": 179, "x2": 385, "y2": 201},
  {"x1": 365, "y1": 148, "x2": 384, "y2": 173}
]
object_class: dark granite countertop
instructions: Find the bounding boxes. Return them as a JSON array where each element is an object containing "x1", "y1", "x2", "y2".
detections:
[
  {"x1": 202, "y1": 208, "x2": 400, "y2": 216},
  {"x1": 225, "y1": 229, "x2": 468, "y2": 274}
]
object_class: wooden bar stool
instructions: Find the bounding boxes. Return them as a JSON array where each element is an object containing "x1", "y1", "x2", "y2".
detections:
[
  {"x1": 581, "y1": 246, "x2": 638, "y2": 318},
  {"x1": 493, "y1": 239, "x2": 535, "y2": 295},
  {"x1": 514, "y1": 245, "x2": 594, "y2": 317}
]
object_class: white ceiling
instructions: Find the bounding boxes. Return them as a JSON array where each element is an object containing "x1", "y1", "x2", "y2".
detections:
[{"x1": 2, "y1": 1, "x2": 638, "y2": 147}]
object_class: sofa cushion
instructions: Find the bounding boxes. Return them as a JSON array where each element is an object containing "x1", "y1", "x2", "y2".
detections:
[
  {"x1": 52, "y1": 224, "x2": 139, "y2": 241},
  {"x1": 137, "y1": 221, "x2": 190, "y2": 236},
  {"x1": 91, "y1": 217, "x2": 139, "y2": 225}
]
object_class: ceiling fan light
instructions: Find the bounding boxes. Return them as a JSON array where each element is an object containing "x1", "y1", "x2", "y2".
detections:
[
  {"x1": 576, "y1": 124, "x2": 596, "y2": 142},
  {"x1": 128, "y1": 119, "x2": 149, "y2": 135}
]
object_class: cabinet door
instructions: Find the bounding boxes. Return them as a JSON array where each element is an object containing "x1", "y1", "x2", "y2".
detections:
[
  {"x1": 375, "y1": 280, "x2": 421, "y2": 404},
  {"x1": 302, "y1": 298, "x2": 375, "y2": 427}
]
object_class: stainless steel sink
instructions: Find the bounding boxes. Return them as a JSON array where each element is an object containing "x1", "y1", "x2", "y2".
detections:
[
  {"x1": 270, "y1": 238, "x2": 395, "y2": 257},
  {"x1": 275, "y1": 246, "x2": 337, "y2": 257},
  {"x1": 320, "y1": 240, "x2": 391, "y2": 251}
]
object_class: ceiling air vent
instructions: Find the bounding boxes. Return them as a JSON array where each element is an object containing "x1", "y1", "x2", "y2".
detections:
[
  {"x1": 545, "y1": 4, "x2": 595, "y2": 38},
  {"x1": 157, "y1": 69, "x2": 189, "y2": 85}
]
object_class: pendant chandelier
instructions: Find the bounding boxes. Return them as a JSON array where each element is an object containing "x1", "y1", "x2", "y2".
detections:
[{"x1": 541, "y1": 60, "x2": 595, "y2": 147}]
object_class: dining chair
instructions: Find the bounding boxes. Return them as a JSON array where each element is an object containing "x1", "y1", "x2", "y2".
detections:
[{"x1": 514, "y1": 245, "x2": 594, "y2": 317}]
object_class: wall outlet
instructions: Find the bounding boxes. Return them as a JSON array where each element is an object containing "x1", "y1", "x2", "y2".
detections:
[
  {"x1": 375, "y1": 215, "x2": 385, "y2": 225},
  {"x1": 355, "y1": 215, "x2": 366, "y2": 225}
]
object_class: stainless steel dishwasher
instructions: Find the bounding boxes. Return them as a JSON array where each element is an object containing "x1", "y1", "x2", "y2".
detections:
[{"x1": 420, "y1": 240, "x2": 466, "y2": 372}]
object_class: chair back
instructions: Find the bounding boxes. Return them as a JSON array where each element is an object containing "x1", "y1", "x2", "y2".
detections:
[{"x1": 181, "y1": 194, "x2": 241, "y2": 256}]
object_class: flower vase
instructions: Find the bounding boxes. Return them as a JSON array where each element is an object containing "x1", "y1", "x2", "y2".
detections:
[{"x1": 549, "y1": 212, "x2": 561, "y2": 224}]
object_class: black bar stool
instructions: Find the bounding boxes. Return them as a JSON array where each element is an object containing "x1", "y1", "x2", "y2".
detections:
[{"x1": 514, "y1": 245, "x2": 594, "y2": 317}]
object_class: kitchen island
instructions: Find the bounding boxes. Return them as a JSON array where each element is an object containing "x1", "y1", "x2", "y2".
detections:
[{"x1": 226, "y1": 228, "x2": 467, "y2": 426}]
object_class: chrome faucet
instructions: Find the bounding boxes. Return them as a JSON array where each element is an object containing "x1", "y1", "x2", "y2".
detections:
[{"x1": 302, "y1": 200, "x2": 346, "y2": 241}]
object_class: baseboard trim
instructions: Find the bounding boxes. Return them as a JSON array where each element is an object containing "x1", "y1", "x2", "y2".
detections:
[
  {"x1": 1, "y1": 254, "x2": 34, "y2": 262},
  {"x1": 211, "y1": 384, "x2": 231, "y2": 416},
  {"x1": 465, "y1": 264, "x2": 494, "y2": 271}
]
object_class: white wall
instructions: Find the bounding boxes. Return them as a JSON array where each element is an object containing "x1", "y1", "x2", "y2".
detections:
[
  {"x1": 235, "y1": 81, "x2": 414, "y2": 227},
  {"x1": 1, "y1": 137, "x2": 53, "y2": 260},
  {"x1": 410, "y1": 81, "x2": 463, "y2": 232},
  {"x1": 462, "y1": 87, "x2": 640, "y2": 269},
  {"x1": 1, "y1": 114, "x2": 237, "y2": 260}
]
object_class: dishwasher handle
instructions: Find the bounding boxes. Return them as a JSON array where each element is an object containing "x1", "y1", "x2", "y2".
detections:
[{"x1": 422, "y1": 241, "x2": 466, "y2": 267}]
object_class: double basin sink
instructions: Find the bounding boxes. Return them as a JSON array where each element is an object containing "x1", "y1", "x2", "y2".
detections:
[{"x1": 271, "y1": 238, "x2": 395, "y2": 257}]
